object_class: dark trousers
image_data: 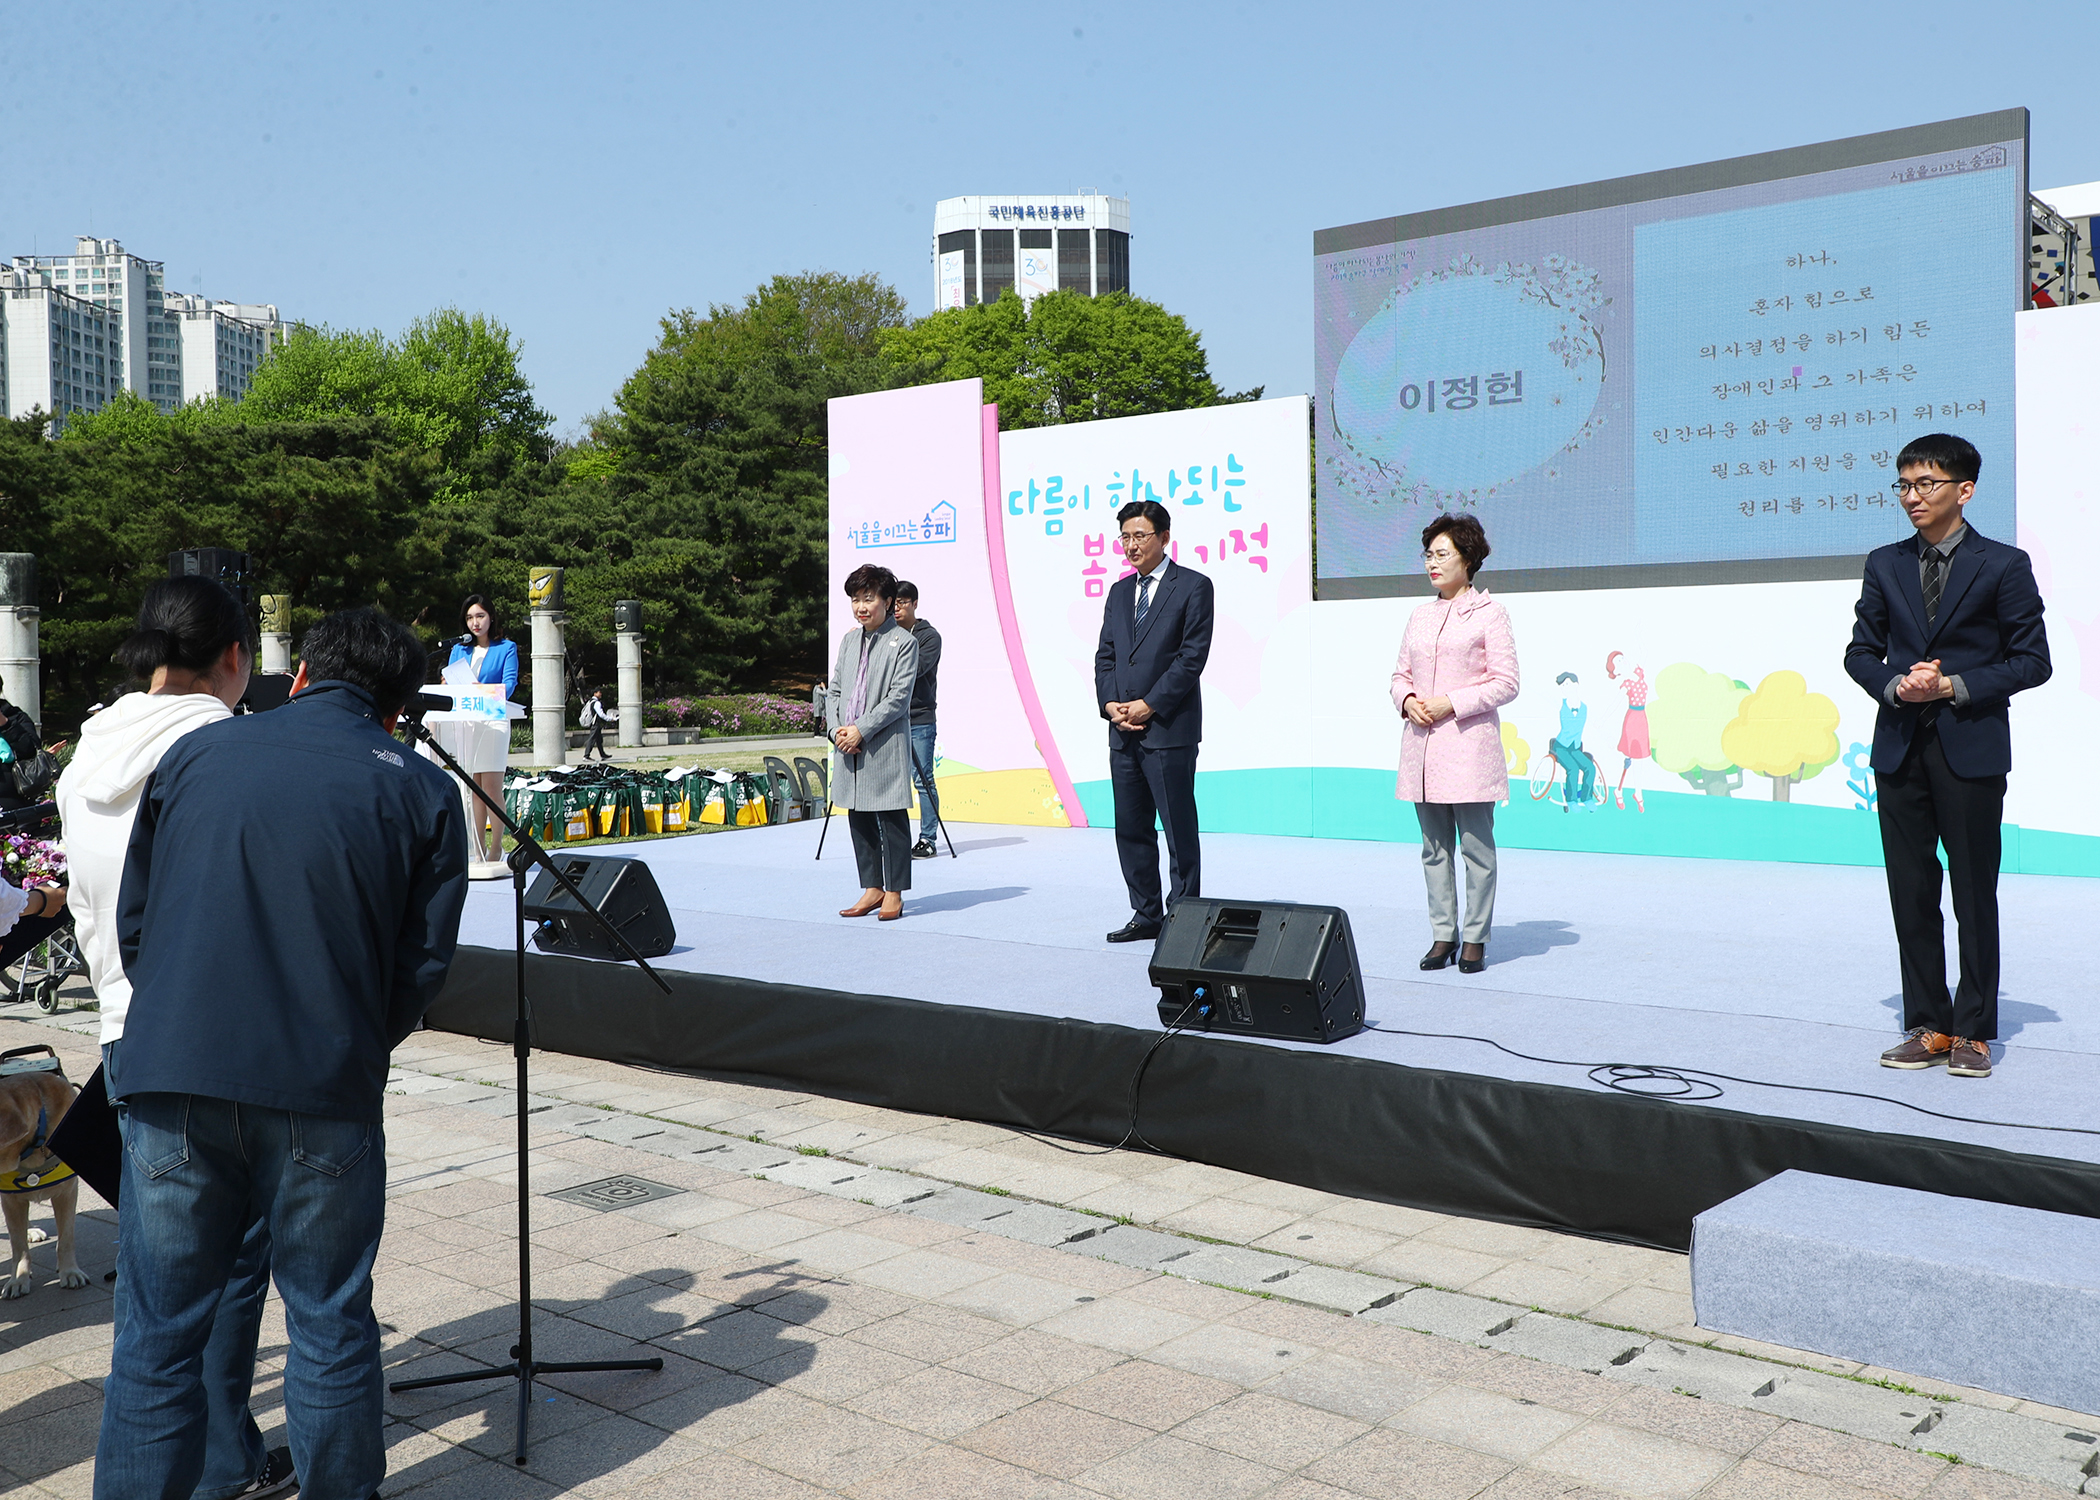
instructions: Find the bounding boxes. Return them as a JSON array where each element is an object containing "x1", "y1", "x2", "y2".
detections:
[
  {"x1": 848, "y1": 809, "x2": 913, "y2": 891},
  {"x1": 0, "y1": 911, "x2": 63, "y2": 968},
  {"x1": 584, "y1": 725, "x2": 608, "y2": 760},
  {"x1": 1110, "y1": 742, "x2": 1200, "y2": 923},
  {"x1": 1876, "y1": 729, "x2": 2004, "y2": 1040}
]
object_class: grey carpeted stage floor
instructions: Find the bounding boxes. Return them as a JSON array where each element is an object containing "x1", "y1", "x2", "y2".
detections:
[{"x1": 456, "y1": 820, "x2": 2100, "y2": 1169}]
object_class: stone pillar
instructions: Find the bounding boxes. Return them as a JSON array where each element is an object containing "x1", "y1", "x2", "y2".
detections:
[
  {"x1": 613, "y1": 599, "x2": 643, "y2": 750},
  {"x1": 258, "y1": 594, "x2": 293, "y2": 674},
  {"x1": 528, "y1": 566, "x2": 567, "y2": 767},
  {"x1": 0, "y1": 555, "x2": 41, "y2": 729}
]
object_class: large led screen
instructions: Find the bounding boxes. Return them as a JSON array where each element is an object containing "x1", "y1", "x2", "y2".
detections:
[{"x1": 1314, "y1": 111, "x2": 2028, "y2": 596}]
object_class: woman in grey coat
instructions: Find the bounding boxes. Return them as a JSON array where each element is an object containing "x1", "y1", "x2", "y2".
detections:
[{"x1": 827, "y1": 563, "x2": 921, "y2": 919}]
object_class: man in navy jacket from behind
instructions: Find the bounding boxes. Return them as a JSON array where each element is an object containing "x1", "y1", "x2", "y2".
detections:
[
  {"x1": 1845, "y1": 433, "x2": 2050, "y2": 1081},
  {"x1": 1095, "y1": 499, "x2": 1215, "y2": 943},
  {"x1": 97, "y1": 607, "x2": 467, "y2": 1500}
]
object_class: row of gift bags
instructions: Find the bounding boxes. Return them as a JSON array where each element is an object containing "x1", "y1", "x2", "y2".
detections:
[{"x1": 503, "y1": 768, "x2": 778, "y2": 845}]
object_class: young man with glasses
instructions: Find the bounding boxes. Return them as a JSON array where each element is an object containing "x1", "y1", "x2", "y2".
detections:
[
  {"x1": 1094, "y1": 500, "x2": 1214, "y2": 942},
  {"x1": 1845, "y1": 434, "x2": 2050, "y2": 1079}
]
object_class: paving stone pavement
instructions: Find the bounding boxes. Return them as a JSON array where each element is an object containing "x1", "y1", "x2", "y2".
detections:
[{"x1": 3, "y1": 1012, "x2": 2096, "y2": 1498}]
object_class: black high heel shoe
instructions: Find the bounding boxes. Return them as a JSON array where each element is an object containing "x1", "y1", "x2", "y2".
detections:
[
  {"x1": 1458, "y1": 942, "x2": 1486, "y2": 974},
  {"x1": 1420, "y1": 942, "x2": 1456, "y2": 971}
]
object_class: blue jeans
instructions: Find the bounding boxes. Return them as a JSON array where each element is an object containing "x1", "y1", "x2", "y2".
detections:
[
  {"x1": 908, "y1": 722, "x2": 941, "y2": 840},
  {"x1": 95, "y1": 1094, "x2": 387, "y2": 1500},
  {"x1": 103, "y1": 1045, "x2": 276, "y2": 1500}
]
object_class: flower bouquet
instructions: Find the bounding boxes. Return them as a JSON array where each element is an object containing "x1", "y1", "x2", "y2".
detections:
[{"x1": 1, "y1": 832, "x2": 66, "y2": 889}]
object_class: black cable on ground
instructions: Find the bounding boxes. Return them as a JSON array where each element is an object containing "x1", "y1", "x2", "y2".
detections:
[
  {"x1": 1009, "y1": 997, "x2": 1206, "y2": 1159},
  {"x1": 1365, "y1": 1025, "x2": 2100, "y2": 1138}
]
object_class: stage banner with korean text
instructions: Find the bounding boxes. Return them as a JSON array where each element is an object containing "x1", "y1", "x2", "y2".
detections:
[
  {"x1": 996, "y1": 397, "x2": 1316, "y2": 831},
  {"x1": 827, "y1": 381, "x2": 1068, "y2": 825}
]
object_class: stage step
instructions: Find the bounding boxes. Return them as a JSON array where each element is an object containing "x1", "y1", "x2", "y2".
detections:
[{"x1": 1692, "y1": 1170, "x2": 2100, "y2": 1415}]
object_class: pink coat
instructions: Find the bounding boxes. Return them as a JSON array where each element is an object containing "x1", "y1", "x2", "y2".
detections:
[{"x1": 1390, "y1": 589, "x2": 1520, "y2": 804}]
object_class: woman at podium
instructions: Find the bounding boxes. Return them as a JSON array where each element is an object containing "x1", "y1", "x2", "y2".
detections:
[{"x1": 435, "y1": 594, "x2": 519, "y2": 861}]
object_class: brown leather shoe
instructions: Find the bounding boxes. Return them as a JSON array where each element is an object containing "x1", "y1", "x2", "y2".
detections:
[
  {"x1": 876, "y1": 892, "x2": 905, "y2": 922},
  {"x1": 840, "y1": 889, "x2": 883, "y2": 918},
  {"x1": 1947, "y1": 1037, "x2": 1993, "y2": 1077},
  {"x1": 1879, "y1": 1028, "x2": 1953, "y2": 1068}
]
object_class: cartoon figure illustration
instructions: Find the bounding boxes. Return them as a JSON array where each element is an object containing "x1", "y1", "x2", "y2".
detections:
[
  {"x1": 1606, "y1": 653, "x2": 1649, "y2": 812},
  {"x1": 1528, "y1": 672, "x2": 1604, "y2": 811}
]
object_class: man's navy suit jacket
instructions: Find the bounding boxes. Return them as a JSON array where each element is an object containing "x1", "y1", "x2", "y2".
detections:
[
  {"x1": 1843, "y1": 526, "x2": 2051, "y2": 778},
  {"x1": 1094, "y1": 560, "x2": 1215, "y2": 751}
]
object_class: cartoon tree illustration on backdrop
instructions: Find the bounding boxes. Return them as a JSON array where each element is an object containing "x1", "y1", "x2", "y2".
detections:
[
  {"x1": 1720, "y1": 671, "x2": 1841, "y2": 802},
  {"x1": 1647, "y1": 663, "x2": 1748, "y2": 796}
]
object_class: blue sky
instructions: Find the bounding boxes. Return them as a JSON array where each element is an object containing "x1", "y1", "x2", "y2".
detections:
[{"x1": 5, "y1": 1, "x2": 2093, "y2": 438}]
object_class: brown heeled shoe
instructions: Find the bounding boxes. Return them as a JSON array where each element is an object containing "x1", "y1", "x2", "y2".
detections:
[
  {"x1": 876, "y1": 893, "x2": 905, "y2": 921},
  {"x1": 840, "y1": 889, "x2": 883, "y2": 918}
]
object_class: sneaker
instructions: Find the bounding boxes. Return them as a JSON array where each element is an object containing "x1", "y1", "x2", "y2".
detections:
[
  {"x1": 911, "y1": 837, "x2": 937, "y2": 859},
  {"x1": 1947, "y1": 1037, "x2": 1993, "y2": 1077},
  {"x1": 1879, "y1": 1028, "x2": 1953, "y2": 1068},
  {"x1": 236, "y1": 1447, "x2": 298, "y2": 1497}
]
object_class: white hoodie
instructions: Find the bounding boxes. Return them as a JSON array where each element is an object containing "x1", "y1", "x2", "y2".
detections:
[{"x1": 55, "y1": 691, "x2": 231, "y2": 1044}]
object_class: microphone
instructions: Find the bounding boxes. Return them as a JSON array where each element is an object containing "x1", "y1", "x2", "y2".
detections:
[{"x1": 401, "y1": 691, "x2": 453, "y2": 725}]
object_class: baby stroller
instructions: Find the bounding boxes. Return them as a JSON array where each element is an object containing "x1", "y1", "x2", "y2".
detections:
[{"x1": 2, "y1": 801, "x2": 86, "y2": 1014}]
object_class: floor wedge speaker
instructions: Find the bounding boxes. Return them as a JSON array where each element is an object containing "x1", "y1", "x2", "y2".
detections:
[
  {"x1": 1148, "y1": 898, "x2": 1364, "y2": 1043},
  {"x1": 524, "y1": 854, "x2": 677, "y2": 960}
]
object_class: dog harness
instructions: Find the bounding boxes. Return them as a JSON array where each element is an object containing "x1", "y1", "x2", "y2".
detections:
[{"x1": 0, "y1": 1103, "x2": 77, "y2": 1194}]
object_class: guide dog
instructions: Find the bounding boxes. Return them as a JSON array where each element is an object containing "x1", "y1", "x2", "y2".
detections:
[{"x1": 0, "y1": 1060, "x2": 89, "y2": 1298}]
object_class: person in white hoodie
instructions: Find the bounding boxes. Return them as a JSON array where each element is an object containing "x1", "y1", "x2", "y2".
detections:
[{"x1": 58, "y1": 575, "x2": 298, "y2": 1500}]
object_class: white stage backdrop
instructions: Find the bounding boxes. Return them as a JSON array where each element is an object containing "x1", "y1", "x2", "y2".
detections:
[{"x1": 828, "y1": 333, "x2": 2100, "y2": 874}]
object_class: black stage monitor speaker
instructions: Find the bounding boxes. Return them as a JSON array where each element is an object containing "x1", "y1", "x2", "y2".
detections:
[
  {"x1": 1148, "y1": 898, "x2": 1364, "y2": 1044},
  {"x1": 524, "y1": 854, "x2": 677, "y2": 960}
]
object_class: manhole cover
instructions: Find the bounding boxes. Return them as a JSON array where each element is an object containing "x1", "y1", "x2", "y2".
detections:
[{"x1": 546, "y1": 1174, "x2": 685, "y2": 1212}]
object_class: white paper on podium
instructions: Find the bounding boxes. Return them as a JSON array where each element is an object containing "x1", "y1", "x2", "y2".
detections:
[{"x1": 423, "y1": 678, "x2": 525, "y2": 721}]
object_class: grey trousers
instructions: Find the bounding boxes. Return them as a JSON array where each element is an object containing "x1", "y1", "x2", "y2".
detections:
[{"x1": 1417, "y1": 801, "x2": 1497, "y2": 943}]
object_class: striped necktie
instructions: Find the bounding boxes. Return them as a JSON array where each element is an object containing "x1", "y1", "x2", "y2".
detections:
[
  {"x1": 1134, "y1": 575, "x2": 1154, "y2": 628},
  {"x1": 1922, "y1": 545, "x2": 1947, "y2": 627}
]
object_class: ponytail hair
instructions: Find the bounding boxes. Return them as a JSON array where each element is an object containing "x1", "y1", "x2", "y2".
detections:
[{"x1": 116, "y1": 576, "x2": 252, "y2": 680}]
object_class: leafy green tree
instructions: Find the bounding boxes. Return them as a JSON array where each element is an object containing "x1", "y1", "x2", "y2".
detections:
[
  {"x1": 546, "y1": 271, "x2": 914, "y2": 689},
  {"x1": 882, "y1": 288, "x2": 1259, "y2": 429},
  {"x1": 19, "y1": 417, "x2": 442, "y2": 723},
  {"x1": 242, "y1": 309, "x2": 552, "y2": 501}
]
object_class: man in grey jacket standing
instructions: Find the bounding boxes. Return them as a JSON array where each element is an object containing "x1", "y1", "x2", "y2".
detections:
[{"x1": 895, "y1": 580, "x2": 943, "y2": 858}]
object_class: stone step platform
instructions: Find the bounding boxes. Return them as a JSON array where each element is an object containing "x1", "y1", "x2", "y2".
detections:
[{"x1": 1692, "y1": 1169, "x2": 2100, "y2": 1416}]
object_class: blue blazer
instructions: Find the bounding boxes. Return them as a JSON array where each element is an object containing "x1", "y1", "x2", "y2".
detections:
[
  {"x1": 1843, "y1": 527, "x2": 2050, "y2": 778},
  {"x1": 1093, "y1": 560, "x2": 1215, "y2": 751},
  {"x1": 447, "y1": 638, "x2": 519, "y2": 699}
]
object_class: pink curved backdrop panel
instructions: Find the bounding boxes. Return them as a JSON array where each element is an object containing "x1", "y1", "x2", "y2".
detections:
[
  {"x1": 825, "y1": 381, "x2": 1050, "y2": 788},
  {"x1": 979, "y1": 402, "x2": 1086, "y2": 827}
]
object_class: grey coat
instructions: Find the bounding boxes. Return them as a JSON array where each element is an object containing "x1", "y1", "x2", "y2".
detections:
[{"x1": 826, "y1": 619, "x2": 919, "y2": 811}]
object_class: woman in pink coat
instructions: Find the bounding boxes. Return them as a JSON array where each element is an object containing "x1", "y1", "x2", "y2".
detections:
[{"x1": 1390, "y1": 513, "x2": 1520, "y2": 973}]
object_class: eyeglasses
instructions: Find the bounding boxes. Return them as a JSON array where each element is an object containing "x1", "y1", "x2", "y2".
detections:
[
  {"x1": 1118, "y1": 530, "x2": 1158, "y2": 546},
  {"x1": 1891, "y1": 477, "x2": 1961, "y2": 498},
  {"x1": 1422, "y1": 548, "x2": 1460, "y2": 563}
]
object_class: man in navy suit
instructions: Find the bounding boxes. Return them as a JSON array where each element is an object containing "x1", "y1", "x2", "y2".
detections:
[
  {"x1": 1845, "y1": 433, "x2": 2050, "y2": 1079},
  {"x1": 1095, "y1": 500, "x2": 1214, "y2": 943}
]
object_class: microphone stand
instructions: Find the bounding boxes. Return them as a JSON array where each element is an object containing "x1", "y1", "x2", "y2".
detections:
[{"x1": 388, "y1": 712, "x2": 671, "y2": 1465}]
